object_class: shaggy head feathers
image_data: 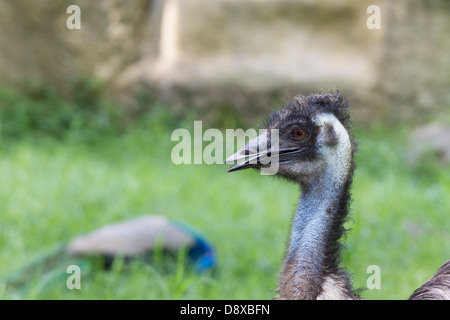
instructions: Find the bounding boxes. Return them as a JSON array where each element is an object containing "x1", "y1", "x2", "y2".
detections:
[{"x1": 265, "y1": 90, "x2": 357, "y2": 155}]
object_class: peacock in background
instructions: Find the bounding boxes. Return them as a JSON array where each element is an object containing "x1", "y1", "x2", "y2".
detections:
[{"x1": 2, "y1": 215, "x2": 216, "y2": 291}]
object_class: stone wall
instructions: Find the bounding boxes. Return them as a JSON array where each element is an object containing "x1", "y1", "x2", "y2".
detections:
[
  {"x1": 1, "y1": 0, "x2": 449, "y2": 125},
  {"x1": 375, "y1": 1, "x2": 450, "y2": 123},
  {"x1": 0, "y1": 0, "x2": 151, "y2": 95},
  {"x1": 117, "y1": 0, "x2": 385, "y2": 124}
]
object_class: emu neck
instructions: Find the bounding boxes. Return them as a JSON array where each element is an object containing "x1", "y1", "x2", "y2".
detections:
[
  {"x1": 290, "y1": 173, "x2": 343, "y2": 258},
  {"x1": 277, "y1": 161, "x2": 354, "y2": 300}
]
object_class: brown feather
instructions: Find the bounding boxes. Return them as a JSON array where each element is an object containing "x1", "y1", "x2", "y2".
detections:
[{"x1": 409, "y1": 260, "x2": 450, "y2": 300}]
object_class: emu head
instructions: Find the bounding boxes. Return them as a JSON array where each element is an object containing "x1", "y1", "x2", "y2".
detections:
[{"x1": 225, "y1": 91, "x2": 357, "y2": 185}]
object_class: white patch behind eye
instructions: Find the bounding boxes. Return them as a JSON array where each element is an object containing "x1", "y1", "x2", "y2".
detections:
[{"x1": 313, "y1": 113, "x2": 352, "y2": 183}]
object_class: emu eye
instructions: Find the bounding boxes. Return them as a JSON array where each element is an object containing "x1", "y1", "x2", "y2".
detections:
[{"x1": 291, "y1": 129, "x2": 307, "y2": 140}]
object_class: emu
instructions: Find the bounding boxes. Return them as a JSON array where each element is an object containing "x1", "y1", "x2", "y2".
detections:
[{"x1": 225, "y1": 91, "x2": 450, "y2": 300}]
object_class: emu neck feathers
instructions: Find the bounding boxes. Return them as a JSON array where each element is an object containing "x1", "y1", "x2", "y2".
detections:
[
  {"x1": 277, "y1": 113, "x2": 355, "y2": 300},
  {"x1": 289, "y1": 171, "x2": 344, "y2": 260}
]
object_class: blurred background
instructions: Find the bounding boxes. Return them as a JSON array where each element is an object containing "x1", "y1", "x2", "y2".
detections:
[{"x1": 0, "y1": 0, "x2": 449, "y2": 300}]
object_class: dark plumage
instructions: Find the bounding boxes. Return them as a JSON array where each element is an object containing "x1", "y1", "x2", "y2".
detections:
[
  {"x1": 226, "y1": 91, "x2": 449, "y2": 300},
  {"x1": 409, "y1": 260, "x2": 450, "y2": 300}
]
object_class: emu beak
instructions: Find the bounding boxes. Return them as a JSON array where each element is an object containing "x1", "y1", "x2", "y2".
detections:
[
  {"x1": 225, "y1": 132, "x2": 271, "y2": 172},
  {"x1": 225, "y1": 130, "x2": 307, "y2": 173}
]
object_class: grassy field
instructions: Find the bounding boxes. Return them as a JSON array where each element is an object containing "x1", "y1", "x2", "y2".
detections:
[{"x1": 0, "y1": 98, "x2": 449, "y2": 300}]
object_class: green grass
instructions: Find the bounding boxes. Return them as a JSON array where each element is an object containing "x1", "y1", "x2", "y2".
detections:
[{"x1": 0, "y1": 109, "x2": 449, "y2": 300}]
